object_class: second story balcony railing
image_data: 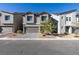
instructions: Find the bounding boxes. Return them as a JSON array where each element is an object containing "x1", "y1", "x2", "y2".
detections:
[
  {"x1": 65, "y1": 20, "x2": 79, "y2": 27},
  {"x1": 70, "y1": 21, "x2": 79, "y2": 27}
]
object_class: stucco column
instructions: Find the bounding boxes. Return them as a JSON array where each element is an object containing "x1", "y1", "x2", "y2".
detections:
[
  {"x1": 69, "y1": 26, "x2": 72, "y2": 34},
  {"x1": 58, "y1": 21, "x2": 61, "y2": 34},
  {"x1": 23, "y1": 24, "x2": 25, "y2": 34}
]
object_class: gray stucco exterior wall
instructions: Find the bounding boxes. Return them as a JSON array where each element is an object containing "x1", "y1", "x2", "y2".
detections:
[{"x1": 13, "y1": 13, "x2": 23, "y2": 33}]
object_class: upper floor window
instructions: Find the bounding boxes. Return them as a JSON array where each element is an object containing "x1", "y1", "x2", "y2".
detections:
[
  {"x1": 61, "y1": 16, "x2": 63, "y2": 19},
  {"x1": 27, "y1": 16, "x2": 32, "y2": 21},
  {"x1": 5, "y1": 15, "x2": 10, "y2": 20},
  {"x1": 41, "y1": 16, "x2": 47, "y2": 21},
  {"x1": 69, "y1": 17, "x2": 71, "y2": 21},
  {"x1": 66, "y1": 17, "x2": 68, "y2": 21},
  {"x1": 66, "y1": 17, "x2": 71, "y2": 21}
]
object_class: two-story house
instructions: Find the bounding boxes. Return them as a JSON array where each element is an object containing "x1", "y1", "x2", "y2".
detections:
[
  {"x1": 51, "y1": 9, "x2": 79, "y2": 34},
  {"x1": 0, "y1": 11, "x2": 14, "y2": 34},
  {"x1": 23, "y1": 12, "x2": 50, "y2": 33}
]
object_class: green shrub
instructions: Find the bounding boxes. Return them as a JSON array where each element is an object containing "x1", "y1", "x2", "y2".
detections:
[
  {"x1": 64, "y1": 32, "x2": 68, "y2": 35},
  {"x1": 40, "y1": 25, "x2": 44, "y2": 33},
  {"x1": 40, "y1": 18, "x2": 57, "y2": 34}
]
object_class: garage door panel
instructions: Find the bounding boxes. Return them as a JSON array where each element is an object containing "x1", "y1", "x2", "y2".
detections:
[
  {"x1": 2, "y1": 27, "x2": 13, "y2": 33},
  {"x1": 26, "y1": 27, "x2": 39, "y2": 33}
]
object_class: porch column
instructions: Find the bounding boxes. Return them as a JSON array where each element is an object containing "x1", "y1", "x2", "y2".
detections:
[
  {"x1": 23, "y1": 24, "x2": 25, "y2": 34},
  {"x1": 38, "y1": 25, "x2": 40, "y2": 33},
  {"x1": 69, "y1": 26, "x2": 72, "y2": 34},
  {"x1": 58, "y1": 21, "x2": 61, "y2": 34}
]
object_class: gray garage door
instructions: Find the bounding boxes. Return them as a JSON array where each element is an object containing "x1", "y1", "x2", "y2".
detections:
[
  {"x1": 2, "y1": 27, "x2": 13, "y2": 33},
  {"x1": 26, "y1": 27, "x2": 39, "y2": 33}
]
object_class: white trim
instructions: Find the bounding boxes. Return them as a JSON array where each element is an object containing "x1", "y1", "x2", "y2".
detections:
[{"x1": 25, "y1": 24, "x2": 40, "y2": 27}]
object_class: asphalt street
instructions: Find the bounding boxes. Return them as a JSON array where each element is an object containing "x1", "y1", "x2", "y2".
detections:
[{"x1": 0, "y1": 40, "x2": 79, "y2": 55}]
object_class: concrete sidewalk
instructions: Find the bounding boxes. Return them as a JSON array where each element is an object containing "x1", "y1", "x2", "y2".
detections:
[{"x1": 0, "y1": 37, "x2": 79, "y2": 40}]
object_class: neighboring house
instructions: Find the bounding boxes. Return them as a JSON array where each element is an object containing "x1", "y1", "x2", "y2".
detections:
[
  {"x1": 51, "y1": 9, "x2": 79, "y2": 34},
  {"x1": 0, "y1": 11, "x2": 14, "y2": 34},
  {"x1": 0, "y1": 11, "x2": 52, "y2": 34},
  {"x1": 23, "y1": 12, "x2": 50, "y2": 33}
]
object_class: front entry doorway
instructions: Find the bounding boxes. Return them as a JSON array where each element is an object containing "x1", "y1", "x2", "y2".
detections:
[{"x1": 65, "y1": 26, "x2": 69, "y2": 33}]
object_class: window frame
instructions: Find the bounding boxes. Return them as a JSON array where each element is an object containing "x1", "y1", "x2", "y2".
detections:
[
  {"x1": 41, "y1": 16, "x2": 47, "y2": 21},
  {"x1": 27, "y1": 16, "x2": 32, "y2": 21},
  {"x1": 69, "y1": 17, "x2": 71, "y2": 21},
  {"x1": 61, "y1": 16, "x2": 63, "y2": 19},
  {"x1": 66, "y1": 17, "x2": 71, "y2": 21},
  {"x1": 66, "y1": 17, "x2": 68, "y2": 21},
  {"x1": 5, "y1": 15, "x2": 10, "y2": 21}
]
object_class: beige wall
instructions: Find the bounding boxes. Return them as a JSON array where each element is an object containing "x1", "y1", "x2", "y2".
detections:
[
  {"x1": 0, "y1": 12, "x2": 13, "y2": 25},
  {"x1": 25, "y1": 14, "x2": 34, "y2": 24},
  {"x1": 23, "y1": 13, "x2": 49, "y2": 25}
]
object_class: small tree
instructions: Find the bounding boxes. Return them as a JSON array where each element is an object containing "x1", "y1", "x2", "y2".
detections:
[{"x1": 40, "y1": 18, "x2": 57, "y2": 34}]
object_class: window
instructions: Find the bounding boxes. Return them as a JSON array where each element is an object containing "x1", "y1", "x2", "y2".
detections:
[
  {"x1": 27, "y1": 16, "x2": 32, "y2": 21},
  {"x1": 66, "y1": 17, "x2": 71, "y2": 21},
  {"x1": 69, "y1": 17, "x2": 71, "y2": 21},
  {"x1": 5, "y1": 15, "x2": 10, "y2": 20},
  {"x1": 41, "y1": 16, "x2": 47, "y2": 21},
  {"x1": 66, "y1": 17, "x2": 68, "y2": 21},
  {"x1": 61, "y1": 16, "x2": 63, "y2": 19}
]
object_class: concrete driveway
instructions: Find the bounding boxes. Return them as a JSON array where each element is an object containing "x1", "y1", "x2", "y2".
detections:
[
  {"x1": 0, "y1": 33, "x2": 40, "y2": 38},
  {"x1": 12, "y1": 33, "x2": 40, "y2": 38},
  {"x1": 9, "y1": 33, "x2": 56, "y2": 38},
  {"x1": 25, "y1": 33, "x2": 40, "y2": 38},
  {"x1": 0, "y1": 40, "x2": 79, "y2": 55}
]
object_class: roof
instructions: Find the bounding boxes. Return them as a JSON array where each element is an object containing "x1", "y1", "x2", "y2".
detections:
[
  {"x1": 34, "y1": 13, "x2": 40, "y2": 16},
  {"x1": 0, "y1": 10, "x2": 50, "y2": 16},
  {"x1": 1, "y1": 11, "x2": 13, "y2": 14},
  {"x1": 0, "y1": 9, "x2": 77, "y2": 15},
  {"x1": 25, "y1": 12, "x2": 33, "y2": 14},
  {"x1": 60, "y1": 9, "x2": 77, "y2": 15},
  {"x1": 24, "y1": 12, "x2": 50, "y2": 16},
  {"x1": 53, "y1": 9, "x2": 77, "y2": 15},
  {"x1": 13, "y1": 12, "x2": 25, "y2": 16},
  {"x1": 40, "y1": 12, "x2": 49, "y2": 14}
]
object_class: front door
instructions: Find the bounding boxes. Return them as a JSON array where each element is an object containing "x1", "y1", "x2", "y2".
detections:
[{"x1": 65, "y1": 26, "x2": 69, "y2": 33}]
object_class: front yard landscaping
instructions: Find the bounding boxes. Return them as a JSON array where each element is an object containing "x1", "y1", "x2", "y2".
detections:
[
  {"x1": 40, "y1": 18, "x2": 57, "y2": 36},
  {"x1": 39, "y1": 18, "x2": 79, "y2": 38},
  {"x1": 40, "y1": 33, "x2": 79, "y2": 38},
  {"x1": 0, "y1": 32, "x2": 79, "y2": 38},
  {"x1": 1, "y1": 18, "x2": 79, "y2": 38}
]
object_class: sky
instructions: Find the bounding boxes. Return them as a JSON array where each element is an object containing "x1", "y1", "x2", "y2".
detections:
[{"x1": 0, "y1": 3, "x2": 79, "y2": 13}]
